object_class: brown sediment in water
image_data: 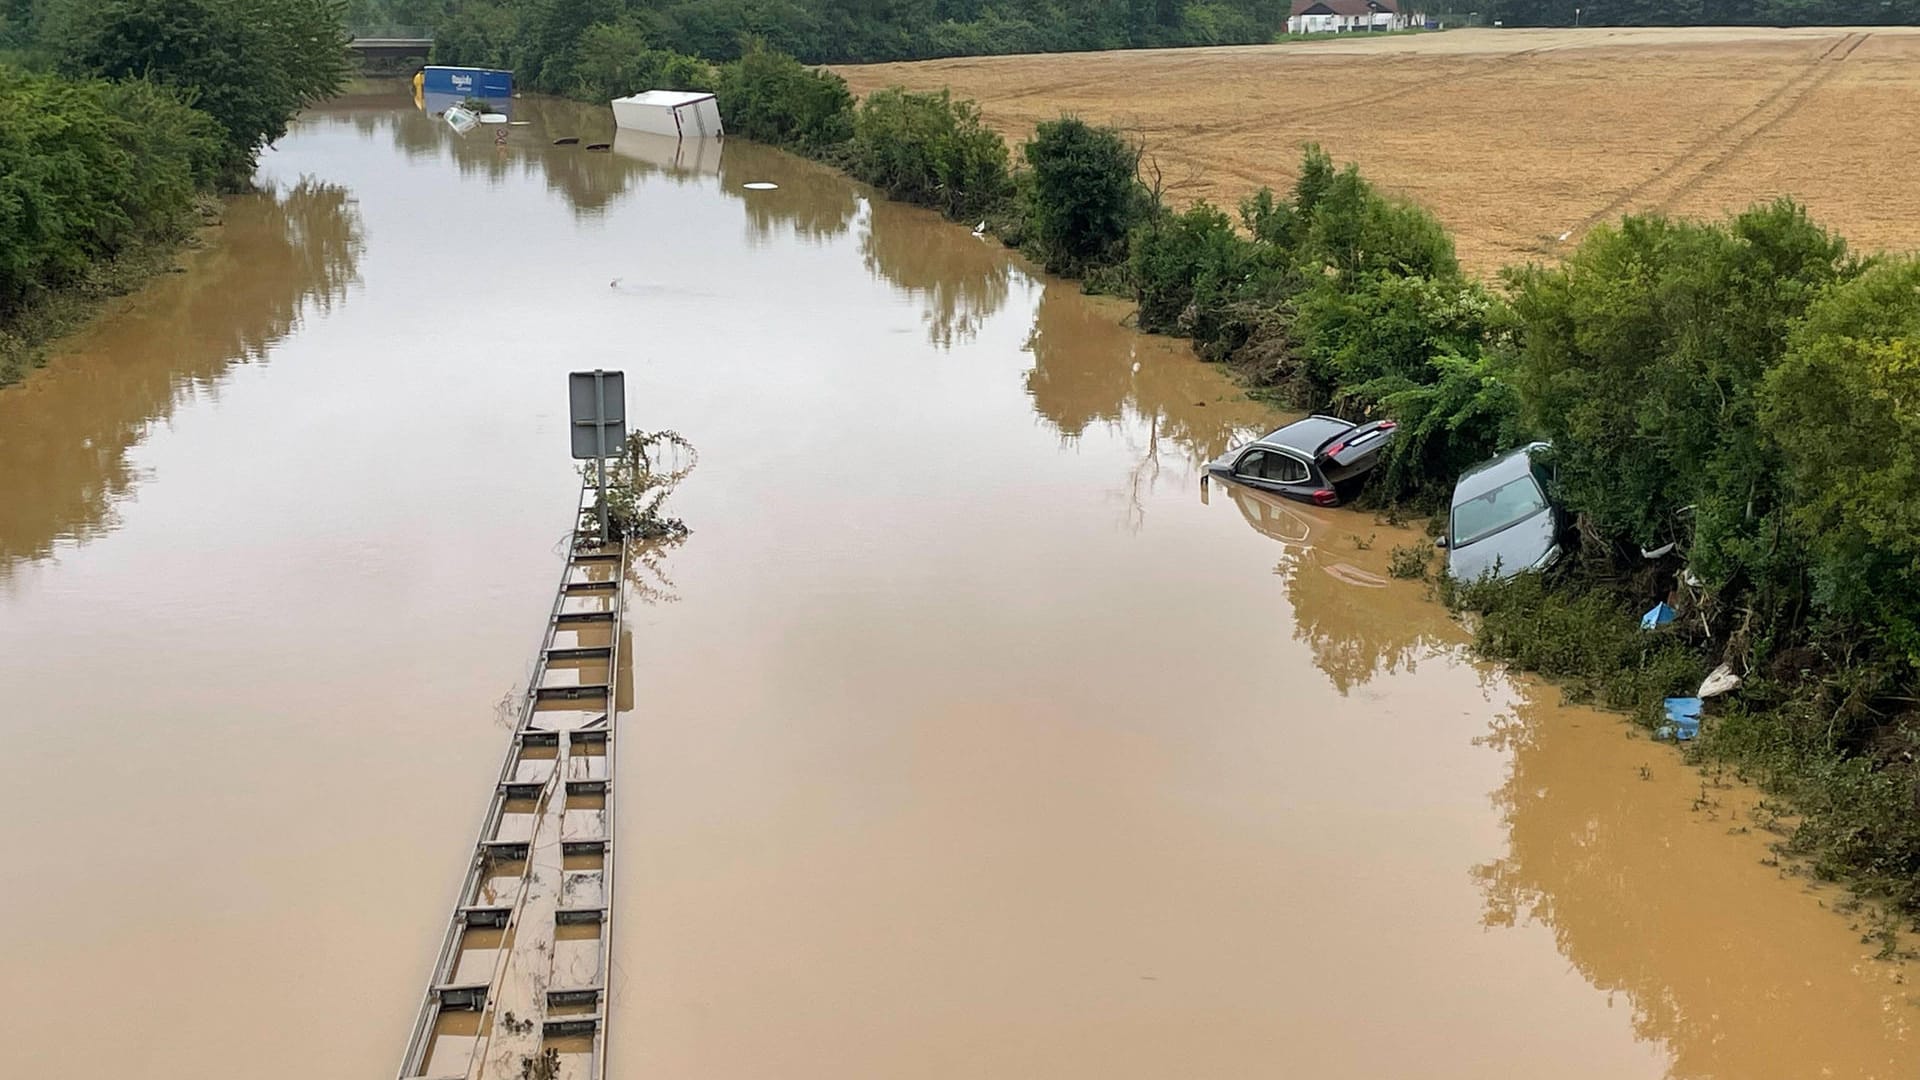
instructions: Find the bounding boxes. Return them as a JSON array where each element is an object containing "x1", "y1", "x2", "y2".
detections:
[{"x1": 0, "y1": 85, "x2": 1912, "y2": 1080}]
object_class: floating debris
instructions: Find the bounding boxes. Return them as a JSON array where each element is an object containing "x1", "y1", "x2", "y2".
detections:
[
  {"x1": 585, "y1": 142, "x2": 611, "y2": 152},
  {"x1": 553, "y1": 137, "x2": 580, "y2": 146},
  {"x1": 742, "y1": 181, "x2": 778, "y2": 190}
]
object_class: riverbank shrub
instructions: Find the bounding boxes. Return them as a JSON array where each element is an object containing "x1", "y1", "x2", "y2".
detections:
[
  {"x1": 1122, "y1": 146, "x2": 1520, "y2": 505},
  {"x1": 1506, "y1": 202, "x2": 1853, "y2": 591},
  {"x1": 845, "y1": 87, "x2": 1012, "y2": 224},
  {"x1": 1022, "y1": 117, "x2": 1149, "y2": 276},
  {"x1": 1445, "y1": 571, "x2": 1705, "y2": 717},
  {"x1": 0, "y1": 68, "x2": 218, "y2": 317},
  {"x1": 1129, "y1": 200, "x2": 1282, "y2": 342},
  {"x1": 59, "y1": 0, "x2": 351, "y2": 187},
  {"x1": 715, "y1": 41, "x2": 853, "y2": 155},
  {"x1": 1762, "y1": 255, "x2": 1920, "y2": 665}
]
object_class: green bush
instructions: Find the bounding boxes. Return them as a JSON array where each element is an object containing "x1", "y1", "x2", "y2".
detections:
[
  {"x1": 1130, "y1": 146, "x2": 1518, "y2": 505},
  {"x1": 1129, "y1": 201, "x2": 1274, "y2": 340},
  {"x1": 0, "y1": 67, "x2": 219, "y2": 316},
  {"x1": 715, "y1": 40, "x2": 853, "y2": 155},
  {"x1": 846, "y1": 87, "x2": 1012, "y2": 223},
  {"x1": 1359, "y1": 346, "x2": 1523, "y2": 506},
  {"x1": 60, "y1": 0, "x2": 350, "y2": 187},
  {"x1": 1505, "y1": 201, "x2": 1852, "y2": 589},
  {"x1": 1762, "y1": 255, "x2": 1920, "y2": 664},
  {"x1": 1021, "y1": 116, "x2": 1147, "y2": 276}
]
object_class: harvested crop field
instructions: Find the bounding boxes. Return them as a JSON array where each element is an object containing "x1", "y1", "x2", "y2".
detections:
[{"x1": 837, "y1": 27, "x2": 1920, "y2": 274}]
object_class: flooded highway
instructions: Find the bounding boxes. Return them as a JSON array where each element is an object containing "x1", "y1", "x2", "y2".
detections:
[{"x1": 0, "y1": 86, "x2": 1915, "y2": 1079}]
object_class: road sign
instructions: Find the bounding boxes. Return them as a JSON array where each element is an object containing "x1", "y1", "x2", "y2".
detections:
[
  {"x1": 569, "y1": 370, "x2": 626, "y2": 461},
  {"x1": 569, "y1": 370, "x2": 626, "y2": 544}
]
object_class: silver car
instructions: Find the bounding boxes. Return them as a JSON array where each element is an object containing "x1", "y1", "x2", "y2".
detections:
[{"x1": 1439, "y1": 443, "x2": 1563, "y2": 581}]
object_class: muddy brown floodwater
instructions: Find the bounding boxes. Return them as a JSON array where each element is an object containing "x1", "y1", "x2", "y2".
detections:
[{"x1": 0, "y1": 85, "x2": 1914, "y2": 1079}]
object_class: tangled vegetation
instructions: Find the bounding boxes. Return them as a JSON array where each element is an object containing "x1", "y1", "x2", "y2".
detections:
[{"x1": 583, "y1": 430, "x2": 698, "y2": 544}]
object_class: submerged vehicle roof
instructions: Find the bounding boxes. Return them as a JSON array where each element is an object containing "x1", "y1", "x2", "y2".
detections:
[
  {"x1": 1454, "y1": 443, "x2": 1547, "y2": 502},
  {"x1": 1256, "y1": 415, "x2": 1354, "y2": 455}
]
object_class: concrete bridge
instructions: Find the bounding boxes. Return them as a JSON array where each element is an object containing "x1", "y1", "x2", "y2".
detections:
[{"x1": 348, "y1": 26, "x2": 433, "y2": 72}]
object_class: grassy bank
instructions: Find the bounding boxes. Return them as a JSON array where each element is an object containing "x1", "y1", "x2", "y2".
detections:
[{"x1": 0, "y1": 208, "x2": 218, "y2": 388}]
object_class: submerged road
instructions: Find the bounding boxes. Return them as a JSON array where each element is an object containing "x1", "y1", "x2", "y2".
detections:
[{"x1": 0, "y1": 87, "x2": 1914, "y2": 1080}]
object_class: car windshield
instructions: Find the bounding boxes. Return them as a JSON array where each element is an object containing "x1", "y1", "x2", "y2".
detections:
[{"x1": 1452, "y1": 476, "x2": 1546, "y2": 546}]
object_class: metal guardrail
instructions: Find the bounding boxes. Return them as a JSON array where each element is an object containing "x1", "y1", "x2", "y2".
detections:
[{"x1": 395, "y1": 477, "x2": 626, "y2": 1080}]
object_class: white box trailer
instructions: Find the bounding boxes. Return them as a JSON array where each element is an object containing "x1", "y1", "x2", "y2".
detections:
[{"x1": 610, "y1": 90, "x2": 724, "y2": 138}]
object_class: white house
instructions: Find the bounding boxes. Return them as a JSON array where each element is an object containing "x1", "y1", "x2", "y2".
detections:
[{"x1": 1287, "y1": 0, "x2": 1424, "y2": 33}]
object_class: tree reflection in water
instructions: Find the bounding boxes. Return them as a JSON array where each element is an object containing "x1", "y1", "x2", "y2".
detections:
[
  {"x1": 1216, "y1": 482, "x2": 1455, "y2": 693},
  {"x1": 1023, "y1": 286, "x2": 1267, "y2": 457},
  {"x1": 721, "y1": 146, "x2": 857, "y2": 246},
  {"x1": 858, "y1": 196, "x2": 1011, "y2": 348},
  {"x1": 306, "y1": 88, "x2": 861, "y2": 243},
  {"x1": 0, "y1": 181, "x2": 363, "y2": 571},
  {"x1": 1023, "y1": 283, "x2": 1272, "y2": 530}
]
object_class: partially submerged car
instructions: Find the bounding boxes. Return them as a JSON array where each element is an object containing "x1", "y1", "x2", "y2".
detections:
[
  {"x1": 1440, "y1": 442, "x2": 1563, "y2": 581},
  {"x1": 1204, "y1": 415, "x2": 1398, "y2": 506}
]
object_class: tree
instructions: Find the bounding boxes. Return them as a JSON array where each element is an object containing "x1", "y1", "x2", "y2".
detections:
[
  {"x1": 1505, "y1": 200, "x2": 1852, "y2": 591},
  {"x1": 1762, "y1": 256, "x2": 1920, "y2": 662},
  {"x1": 1021, "y1": 116, "x2": 1145, "y2": 275},
  {"x1": 846, "y1": 87, "x2": 1012, "y2": 222},
  {"x1": 714, "y1": 40, "x2": 853, "y2": 154},
  {"x1": 60, "y1": 0, "x2": 350, "y2": 186},
  {"x1": 571, "y1": 17, "x2": 717, "y2": 100},
  {"x1": 0, "y1": 68, "x2": 219, "y2": 315}
]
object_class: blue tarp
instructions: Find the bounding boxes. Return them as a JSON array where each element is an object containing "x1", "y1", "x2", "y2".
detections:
[
  {"x1": 1657, "y1": 697, "x2": 1703, "y2": 741},
  {"x1": 1641, "y1": 601, "x2": 1677, "y2": 630}
]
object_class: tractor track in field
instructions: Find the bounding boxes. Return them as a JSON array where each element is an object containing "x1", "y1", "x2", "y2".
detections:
[{"x1": 1561, "y1": 31, "x2": 1867, "y2": 241}]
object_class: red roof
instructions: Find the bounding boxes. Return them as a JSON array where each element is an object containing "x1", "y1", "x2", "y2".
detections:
[{"x1": 1290, "y1": 0, "x2": 1399, "y2": 15}]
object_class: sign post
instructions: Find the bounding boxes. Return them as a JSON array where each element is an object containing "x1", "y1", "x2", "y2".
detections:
[{"x1": 568, "y1": 370, "x2": 627, "y2": 545}]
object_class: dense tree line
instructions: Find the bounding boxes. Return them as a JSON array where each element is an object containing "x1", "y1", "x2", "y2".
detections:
[
  {"x1": 343, "y1": 0, "x2": 1286, "y2": 77},
  {"x1": 1483, "y1": 0, "x2": 1920, "y2": 25}
]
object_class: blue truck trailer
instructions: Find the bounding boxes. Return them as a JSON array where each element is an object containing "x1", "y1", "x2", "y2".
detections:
[{"x1": 422, "y1": 66, "x2": 513, "y2": 102}]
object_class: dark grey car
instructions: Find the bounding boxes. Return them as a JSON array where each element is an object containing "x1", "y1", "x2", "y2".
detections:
[
  {"x1": 1204, "y1": 415, "x2": 1398, "y2": 506},
  {"x1": 1440, "y1": 442, "x2": 1563, "y2": 581}
]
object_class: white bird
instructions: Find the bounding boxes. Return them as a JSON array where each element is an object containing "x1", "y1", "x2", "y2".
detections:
[{"x1": 1558, "y1": 230, "x2": 1572, "y2": 242}]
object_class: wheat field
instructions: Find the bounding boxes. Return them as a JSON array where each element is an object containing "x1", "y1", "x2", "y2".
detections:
[{"x1": 837, "y1": 27, "x2": 1920, "y2": 274}]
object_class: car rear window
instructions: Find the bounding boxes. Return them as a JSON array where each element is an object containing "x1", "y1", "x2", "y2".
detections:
[{"x1": 1452, "y1": 476, "x2": 1547, "y2": 546}]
